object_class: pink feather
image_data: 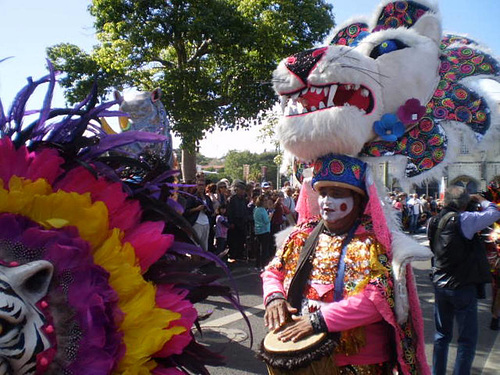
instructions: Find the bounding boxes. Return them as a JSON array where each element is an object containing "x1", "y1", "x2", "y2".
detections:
[{"x1": 123, "y1": 221, "x2": 174, "y2": 272}]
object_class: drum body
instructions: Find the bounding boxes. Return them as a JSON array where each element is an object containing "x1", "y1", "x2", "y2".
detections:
[{"x1": 258, "y1": 324, "x2": 338, "y2": 375}]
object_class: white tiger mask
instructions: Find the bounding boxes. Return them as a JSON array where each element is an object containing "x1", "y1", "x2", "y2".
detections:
[
  {"x1": 273, "y1": 1, "x2": 441, "y2": 161},
  {"x1": 275, "y1": 0, "x2": 500, "y2": 185},
  {"x1": 0, "y1": 261, "x2": 53, "y2": 374}
]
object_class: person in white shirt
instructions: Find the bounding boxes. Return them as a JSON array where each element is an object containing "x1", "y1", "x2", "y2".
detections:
[
  {"x1": 407, "y1": 193, "x2": 422, "y2": 234},
  {"x1": 282, "y1": 186, "x2": 296, "y2": 225}
]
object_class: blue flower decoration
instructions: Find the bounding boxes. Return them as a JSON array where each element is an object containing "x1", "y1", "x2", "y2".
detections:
[{"x1": 373, "y1": 113, "x2": 406, "y2": 142}]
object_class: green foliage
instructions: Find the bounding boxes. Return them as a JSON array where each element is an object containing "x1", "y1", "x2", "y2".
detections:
[
  {"x1": 196, "y1": 153, "x2": 213, "y2": 166},
  {"x1": 47, "y1": 0, "x2": 334, "y2": 152},
  {"x1": 224, "y1": 150, "x2": 278, "y2": 183}
]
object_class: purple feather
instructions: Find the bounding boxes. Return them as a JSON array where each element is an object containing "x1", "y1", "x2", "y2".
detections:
[
  {"x1": 0, "y1": 98, "x2": 6, "y2": 131},
  {"x1": 97, "y1": 110, "x2": 128, "y2": 118},
  {"x1": 37, "y1": 60, "x2": 57, "y2": 129},
  {"x1": 84, "y1": 131, "x2": 167, "y2": 159},
  {"x1": 9, "y1": 74, "x2": 52, "y2": 132},
  {"x1": 168, "y1": 241, "x2": 241, "y2": 304}
]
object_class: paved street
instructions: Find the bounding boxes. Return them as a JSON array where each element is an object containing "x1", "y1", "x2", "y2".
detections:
[{"x1": 195, "y1": 233, "x2": 499, "y2": 374}]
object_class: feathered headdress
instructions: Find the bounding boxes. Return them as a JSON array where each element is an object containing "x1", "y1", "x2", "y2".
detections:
[{"x1": 0, "y1": 62, "x2": 248, "y2": 374}]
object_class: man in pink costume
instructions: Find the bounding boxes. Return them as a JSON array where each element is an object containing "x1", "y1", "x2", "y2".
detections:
[{"x1": 261, "y1": 153, "x2": 429, "y2": 374}]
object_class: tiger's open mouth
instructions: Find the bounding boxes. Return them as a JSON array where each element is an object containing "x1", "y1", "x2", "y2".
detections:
[{"x1": 280, "y1": 83, "x2": 375, "y2": 116}]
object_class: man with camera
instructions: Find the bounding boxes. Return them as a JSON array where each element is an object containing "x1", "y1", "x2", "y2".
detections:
[{"x1": 427, "y1": 186, "x2": 500, "y2": 375}]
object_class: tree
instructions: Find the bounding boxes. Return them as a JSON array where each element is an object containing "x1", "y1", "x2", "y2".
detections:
[
  {"x1": 224, "y1": 150, "x2": 278, "y2": 184},
  {"x1": 47, "y1": 0, "x2": 334, "y2": 181}
]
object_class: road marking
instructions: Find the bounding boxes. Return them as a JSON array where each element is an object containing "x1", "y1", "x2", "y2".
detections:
[
  {"x1": 483, "y1": 330, "x2": 500, "y2": 372},
  {"x1": 202, "y1": 303, "x2": 265, "y2": 327}
]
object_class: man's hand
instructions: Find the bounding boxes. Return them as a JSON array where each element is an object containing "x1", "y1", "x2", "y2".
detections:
[
  {"x1": 264, "y1": 299, "x2": 297, "y2": 331},
  {"x1": 276, "y1": 315, "x2": 314, "y2": 342}
]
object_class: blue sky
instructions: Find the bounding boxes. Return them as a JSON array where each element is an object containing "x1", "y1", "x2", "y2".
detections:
[{"x1": 0, "y1": 1, "x2": 499, "y2": 156}]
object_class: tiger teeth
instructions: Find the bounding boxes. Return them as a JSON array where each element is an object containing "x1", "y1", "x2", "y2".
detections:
[
  {"x1": 327, "y1": 84, "x2": 338, "y2": 107},
  {"x1": 283, "y1": 84, "x2": 370, "y2": 115},
  {"x1": 296, "y1": 101, "x2": 304, "y2": 113},
  {"x1": 280, "y1": 96, "x2": 288, "y2": 113}
]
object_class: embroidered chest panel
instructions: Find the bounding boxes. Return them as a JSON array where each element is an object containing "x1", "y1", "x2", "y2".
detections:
[{"x1": 268, "y1": 221, "x2": 388, "y2": 299}]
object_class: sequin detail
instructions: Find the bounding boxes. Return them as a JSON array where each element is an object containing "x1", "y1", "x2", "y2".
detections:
[
  {"x1": 267, "y1": 219, "x2": 388, "y2": 302},
  {"x1": 360, "y1": 33, "x2": 500, "y2": 177},
  {"x1": 330, "y1": 23, "x2": 370, "y2": 46},
  {"x1": 373, "y1": 1, "x2": 430, "y2": 32}
]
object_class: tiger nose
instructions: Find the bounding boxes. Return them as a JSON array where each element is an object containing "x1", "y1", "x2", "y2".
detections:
[{"x1": 284, "y1": 47, "x2": 328, "y2": 84}]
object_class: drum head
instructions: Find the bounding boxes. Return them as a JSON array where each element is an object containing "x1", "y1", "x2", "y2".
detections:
[{"x1": 264, "y1": 323, "x2": 326, "y2": 353}]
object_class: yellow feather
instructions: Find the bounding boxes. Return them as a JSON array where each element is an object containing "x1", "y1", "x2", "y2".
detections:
[{"x1": 100, "y1": 117, "x2": 118, "y2": 134}]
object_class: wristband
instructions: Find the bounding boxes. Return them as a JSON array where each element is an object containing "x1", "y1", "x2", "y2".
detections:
[
  {"x1": 309, "y1": 310, "x2": 328, "y2": 333},
  {"x1": 265, "y1": 292, "x2": 285, "y2": 307}
]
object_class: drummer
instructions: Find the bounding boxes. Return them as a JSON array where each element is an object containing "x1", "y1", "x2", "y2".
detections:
[{"x1": 261, "y1": 153, "x2": 428, "y2": 374}]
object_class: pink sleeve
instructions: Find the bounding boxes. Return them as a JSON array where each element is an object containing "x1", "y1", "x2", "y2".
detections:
[
  {"x1": 261, "y1": 269, "x2": 286, "y2": 303},
  {"x1": 320, "y1": 284, "x2": 384, "y2": 332}
]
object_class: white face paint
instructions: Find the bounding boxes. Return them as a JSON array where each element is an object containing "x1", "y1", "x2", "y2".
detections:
[{"x1": 318, "y1": 195, "x2": 354, "y2": 223}]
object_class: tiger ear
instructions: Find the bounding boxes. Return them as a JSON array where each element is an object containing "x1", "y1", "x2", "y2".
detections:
[
  {"x1": 114, "y1": 90, "x2": 123, "y2": 102},
  {"x1": 5, "y1": 261, "x2": 53, "y2": 304},
  {"x1": 412, "y1": 13, "x2": 442, "y2": 47}
]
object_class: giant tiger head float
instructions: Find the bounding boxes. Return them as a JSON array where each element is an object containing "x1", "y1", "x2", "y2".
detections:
[{"x1": 274, "y1": 0, "x2": 500, "y2": 184}]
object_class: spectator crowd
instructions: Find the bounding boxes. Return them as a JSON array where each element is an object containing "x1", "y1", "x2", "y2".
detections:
[
  {"x1": 177, "y1": 175, "x2": 482, "y2": 269},
  {"x1": 179, "y1": 174, "x2": 300, "y2": 270}
]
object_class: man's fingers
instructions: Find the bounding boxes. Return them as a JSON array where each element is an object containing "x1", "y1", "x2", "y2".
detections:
[
  {"x1": 278, "y1": 325, "x2": 300, "y2": 342},
  {"x1": 264, "y1": 311, "x2": 270, "y2": 328},
  {"x1": 267, "y1": 310, "x2": 276, "y2": 328}
]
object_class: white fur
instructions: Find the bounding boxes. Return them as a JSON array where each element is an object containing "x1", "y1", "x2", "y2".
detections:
[
  {"x1": 366, "y1": 168, "x2": 432, "y2": 323},
  {"x1": 277, "y1": 106, "x2": 376, "y2": 160},
  {"x1": 413, "y1": 13, "x2": 442, "y2": 47},
  {"x1": 355, "y1": 27, "x2": 441, "y2": 115},
  {"x1": 391, "y1": 230, "x2": 433, "y2": 323}
]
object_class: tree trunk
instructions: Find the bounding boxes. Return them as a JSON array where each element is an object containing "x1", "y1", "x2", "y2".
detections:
[{"x1": 181, "y1": 147, "x2": 197, "y2": 182}]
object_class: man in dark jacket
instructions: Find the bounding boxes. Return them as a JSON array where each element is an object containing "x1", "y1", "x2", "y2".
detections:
[
  {"x1": 227, "y1": 179, "x2": 249, "y2": 261},
  {"x1": 427, "y1": 186, "x2": 500, "y2": 375}
]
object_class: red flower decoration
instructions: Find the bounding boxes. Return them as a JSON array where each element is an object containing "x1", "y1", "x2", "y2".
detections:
[
  {"x1": 396, "y1": 98, "x2": 426, "y2": 125},
  {"x1": 329, "y1": 160, "x2": 345, "y2": 175}
]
